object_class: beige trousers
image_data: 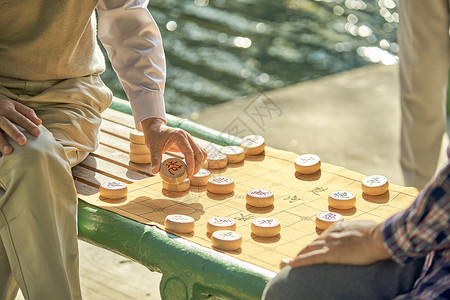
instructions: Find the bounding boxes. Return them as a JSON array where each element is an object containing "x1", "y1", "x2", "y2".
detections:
[
  {"x1": 399, "y1": 0, "x2": 450, "y2": 188},
  {"x1": 0, "y1": 75, "x2": 112, "y2": 299}
]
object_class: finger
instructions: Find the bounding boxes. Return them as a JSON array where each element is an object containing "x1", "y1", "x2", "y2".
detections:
[
  {"x1": 150, "y1": 144, "x2": 163, "y2": 174},
  {"x1": 7, "y1": 111, "x2": 41, "y2": 137},
  {"x1": 166, "y1": 144, "x2": 181, "y2": 152},
  {"x1": 0, "y1": 132, "x2": 12, "y2": 156},
  {"x1": 289, "y1": 247, "x2": 329, "y2": 268},
  {"x1": 186, "y1": 134, "x2": 206, "y2": 176},
  {"x1": 200, "y1": 147, "x2": 207, "y2": 159},
  {"x1": 199, "y1": 147, "x2": 207, "y2": 168},
  {"x1": 0, "y1": 118, "x2": 27, "y2": 146},
  {"x1": 297, "y1": 240, "x2": 326, "y2": 256},
  {"x1": 174, "y1": 131, "x2": 195, "y2": 178},
  {"x1": 14, "y1": 102, "x2": 42, "y2": 126}
]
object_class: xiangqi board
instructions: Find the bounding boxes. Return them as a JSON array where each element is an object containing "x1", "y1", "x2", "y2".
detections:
[{"x1": 79, "y1": 147, "x2": 419, "y2": 272}]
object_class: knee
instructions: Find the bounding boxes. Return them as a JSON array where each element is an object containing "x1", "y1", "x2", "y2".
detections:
[
  {"x1": 0, "y1": 128, "x2": 77, "y2": 212},
  {"x1": 263, "y1": 264, "x2": 346, "y2": 300},
  {"x1": 0, "y1": 127, "x2": 70, "y2": 179},
  {"x1": 262, "y1": 267, "x2": 292, "y2": 300}
]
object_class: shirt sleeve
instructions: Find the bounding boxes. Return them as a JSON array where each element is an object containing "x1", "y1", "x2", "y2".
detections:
[
  {"x1": 382, "y1": 163, "x2": 450, "y2": 265},
  {"x1": 97, "y1": 0, "x2": 166, "y2": 130}
]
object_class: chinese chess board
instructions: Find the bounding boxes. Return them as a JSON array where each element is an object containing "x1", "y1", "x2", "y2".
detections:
[{"x1": 79, "y1": 147, "x2": 419, "y2": 272}]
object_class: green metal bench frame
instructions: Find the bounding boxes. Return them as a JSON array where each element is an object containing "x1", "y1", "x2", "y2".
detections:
[{"x1": 77, "y1": 97, "x2": 276, "y2": 300}]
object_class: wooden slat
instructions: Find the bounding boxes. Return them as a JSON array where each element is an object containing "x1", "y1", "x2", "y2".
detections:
[
  {"x1": 92, "y1": 145, "x2": 154, "y2": 176},
  {"x1": 74, "y1": 178, "x2": 100, "y2": 196},
  {"x1": 99, "y1": 131, "x2": 130, "y2": 153},
  {"x1": 100, "y1": 119, "x2": 133, "y2": 141},
  {"x1": 72, "y1": 164, "x2": 128, "y2": 188},
  {"x1": 92, "y1": 145, "x2": 182, "y2": 176},
  {"x1": 79, "y1": 155, "x2": 148, "y2": 183},
  {"x1": 102, "y1": 108, "x2": 135, "y2": 128}
]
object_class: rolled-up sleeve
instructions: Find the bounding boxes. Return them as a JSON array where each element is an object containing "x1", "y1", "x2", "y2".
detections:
[
  {"x1": 97, "y1": 0, "x2": 166, "y2": 130},
  {"x1": 382, "y1": 163, "x2": 450, "y2": 265}
]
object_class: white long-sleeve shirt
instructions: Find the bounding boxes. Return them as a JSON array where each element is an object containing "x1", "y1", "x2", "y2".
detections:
[{"x1": 97, "y1": 0, "x2": 167, "y2": 128}]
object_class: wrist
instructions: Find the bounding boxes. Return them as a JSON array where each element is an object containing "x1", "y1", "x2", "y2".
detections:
[{"x1": 141, "y1": 117, "x2": 165, "y2": 132}]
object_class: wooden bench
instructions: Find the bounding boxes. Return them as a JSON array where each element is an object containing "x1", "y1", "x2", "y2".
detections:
[{"x1": 74, "y1": 98, "x2": 275, "y2": 300}]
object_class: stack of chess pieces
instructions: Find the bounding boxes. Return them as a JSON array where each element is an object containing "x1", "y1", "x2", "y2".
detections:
[
  {"x1": 129, "y1": 130, "x2": 151, "y2": 164},
  {"x1": 98, "y1": 131, "x2": 391, "y2": 267}
]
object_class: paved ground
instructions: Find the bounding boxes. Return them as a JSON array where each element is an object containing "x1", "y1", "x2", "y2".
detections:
[{"x1": 16, "y1": 64, "x2": 448, "y2": 299}]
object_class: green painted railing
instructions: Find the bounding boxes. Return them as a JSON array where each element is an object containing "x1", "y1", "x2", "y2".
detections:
[
  {"x1": 78, "y1": 201, "x2": 275, "y2": 300},
  {"x1": 78, "y1": 99, "x2": 275, "y2": 299}
]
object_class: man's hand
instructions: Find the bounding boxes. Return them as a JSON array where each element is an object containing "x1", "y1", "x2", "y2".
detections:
[
  {"x1": 141, "y1": 118, "x2": 206, "y2": 177},
  {"x1": 0, "y1": 96, "x2": 42, "y2": 156},
  {"x1": 289, "y1": 221, "x2": 391, "y2": 268}
]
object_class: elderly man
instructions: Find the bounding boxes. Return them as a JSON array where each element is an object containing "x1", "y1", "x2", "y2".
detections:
[{"x1": 0, "y1": 1, "x2": 205, "y2": 299}]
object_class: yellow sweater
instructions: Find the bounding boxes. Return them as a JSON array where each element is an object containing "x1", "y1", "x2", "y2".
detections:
[{"x1": 0, "y1": 0, "x2": 105, "y2": 80}]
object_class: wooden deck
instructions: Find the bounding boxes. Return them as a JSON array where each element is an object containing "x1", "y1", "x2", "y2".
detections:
[{"x1": 13, "y1": 241, "x2": 162, "y2": 300}]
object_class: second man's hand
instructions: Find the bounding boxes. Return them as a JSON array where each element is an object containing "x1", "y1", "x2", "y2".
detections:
[
  {"x1": 289, "y1": 220, "x2": 391, "y2": 268},
  {"x1": 141, "y1": 117, "x2": 206, "y2": 178}
]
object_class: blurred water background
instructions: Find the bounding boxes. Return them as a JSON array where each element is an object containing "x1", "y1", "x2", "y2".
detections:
[{"x1": 100, "y1": 0, "x2": 399, "y2": 116}]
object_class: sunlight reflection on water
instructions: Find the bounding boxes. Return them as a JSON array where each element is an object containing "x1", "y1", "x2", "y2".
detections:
[{"x1": 100, "y1": 0, "x2": 398, "y2": 115}]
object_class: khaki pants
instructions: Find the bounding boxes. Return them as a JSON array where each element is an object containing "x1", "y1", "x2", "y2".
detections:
[
  {"x1": 0, "y1": 75, "x2": 112, "y2": 299},
  {"x1": 399, "y1": 0, "x2": 450, "y2": 188}
]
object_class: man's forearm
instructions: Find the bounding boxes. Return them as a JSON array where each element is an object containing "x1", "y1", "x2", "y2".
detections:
[{"x1": 97, "y1": 0, "x2": 167, "y2": 129}]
